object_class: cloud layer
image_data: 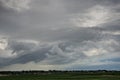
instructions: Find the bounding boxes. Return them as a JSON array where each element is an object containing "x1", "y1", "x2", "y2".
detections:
[
  {"x1": 0, "y1": 0, "x2": 120, "y2": 71},
  {"x1": 0, "y1": 0, "x2": 31, "y2": 12}
]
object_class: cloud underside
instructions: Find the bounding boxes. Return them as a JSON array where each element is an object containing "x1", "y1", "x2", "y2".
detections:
[
  {"x1": 0, "y1": 36, "x2": 120, "y2": 70},
  {"x1": 0, "y1": 0, "x2": 120, "y2": 70}
]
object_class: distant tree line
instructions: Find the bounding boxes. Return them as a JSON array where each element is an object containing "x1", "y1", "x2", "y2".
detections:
[{"x1": 0, "y1": 70, "x2": 120, "y2": 75}]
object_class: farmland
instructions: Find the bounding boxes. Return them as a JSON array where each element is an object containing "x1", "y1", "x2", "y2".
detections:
[{"x1": 0, "y1": 70, "x2": 120, "y2": 80}]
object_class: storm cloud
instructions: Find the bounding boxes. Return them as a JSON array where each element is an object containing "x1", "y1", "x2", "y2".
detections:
[{"x1": 0, "y1": 0, "x2": 120, "y2": 71}]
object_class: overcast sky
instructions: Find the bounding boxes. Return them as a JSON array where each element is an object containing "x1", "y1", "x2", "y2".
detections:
[{"x1": 0, "y1": 0, "x2": 120, "y2": 71}]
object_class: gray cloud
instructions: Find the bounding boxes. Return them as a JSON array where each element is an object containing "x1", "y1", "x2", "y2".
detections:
[
  {"x1": 0, "y1": 0, "x2": 31, "y2": 12},
  {"x1": 0, "y1": 0, "x2": 120, "y2": 70},
  {"x1": 0, "y1": 39, "x2": 80, "y2": 67},
  {"x1": 95, "y1": 0, "x2": 120, "y2": 5},
  {"x1": 0, "y1": 35, "x2": 119, "y2": 69}
]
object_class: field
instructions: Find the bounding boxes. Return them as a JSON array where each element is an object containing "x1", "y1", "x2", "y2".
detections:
[{"x1": 0, "y1": 71, "x2": 120, "y2": 80}]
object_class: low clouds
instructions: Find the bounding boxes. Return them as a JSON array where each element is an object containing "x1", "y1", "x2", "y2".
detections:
[
  {"x1": 0, "y1": 35, "x2": 119, "y2": 70},
  {"x1": 0, "y1": 0, "x2": 31, "y2": 12},
  {"x1": 0, "y1": 38, "x2": 77, "y2": 67}
]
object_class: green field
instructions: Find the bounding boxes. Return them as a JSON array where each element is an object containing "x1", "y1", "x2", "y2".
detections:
[{"x1": 0, "y1": 72, "x2": 120, "y2": 80}]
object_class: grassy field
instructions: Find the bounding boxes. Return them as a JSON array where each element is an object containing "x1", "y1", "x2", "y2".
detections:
[{"x1": 0, "y1": 71, "x2": 120, "y2": 80}]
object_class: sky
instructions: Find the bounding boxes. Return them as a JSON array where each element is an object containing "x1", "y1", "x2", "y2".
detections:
[{"x1": 0, "y1": 0, "x2": 120, "y2": 71}]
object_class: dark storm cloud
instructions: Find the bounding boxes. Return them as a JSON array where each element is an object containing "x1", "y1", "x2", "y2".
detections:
[
  {"x1": 0, "y1": 39, "x2": 48, "y2": 67},
  {"x1": 8, "y1": 40, "x2": 38, "y2": 53},
  {"x1": 0, "y1": 39, "x2": 88, "y2": 67},
  {"x1": 0, "y1": 48, "x2": 48, "y2": 67},
  {"x1": 0, "y1": 0, "x2": 120, "y2": 70}
]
